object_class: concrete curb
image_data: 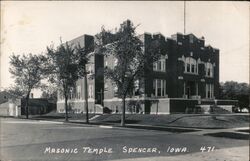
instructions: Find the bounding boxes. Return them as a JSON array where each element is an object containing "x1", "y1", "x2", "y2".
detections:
[
  {"x1": 2, "y1": 117, "x2": 249, "y2": 137},
  {"x1": 38, "y1": 120, "x2": 64, "y2": 124}
]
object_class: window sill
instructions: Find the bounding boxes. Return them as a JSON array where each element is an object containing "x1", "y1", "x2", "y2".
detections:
[
  {"x1": 153, "y1": 70, "x2": 166, "y2": 73},
  {"x1": 184, "y1": 72, "x2": 198, "y2": 75},
  {"x1": 151, "y1": 96, "x2": 168, "y2": 98}
]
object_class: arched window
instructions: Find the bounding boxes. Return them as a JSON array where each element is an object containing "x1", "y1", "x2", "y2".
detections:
[
  {"x1": 185, "y1": 57, "x2": 197, "y2": 74},
  {"x1": 153, "y1": 55, "x2": 167, "y2": 72}
]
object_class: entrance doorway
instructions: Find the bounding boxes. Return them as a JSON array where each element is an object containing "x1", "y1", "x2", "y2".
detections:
[{"x1": 185, "y1": 81, "x2": 198, "y2": 99}]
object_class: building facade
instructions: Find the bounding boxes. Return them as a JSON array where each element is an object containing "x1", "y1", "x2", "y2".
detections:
[{"x1": 57, "y1": 31, "x2": 221, "y2": 114}]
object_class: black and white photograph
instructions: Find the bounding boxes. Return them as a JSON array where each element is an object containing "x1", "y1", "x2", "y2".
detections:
[{"x1": 0, "y1": 1, "x2": 249, "y2": 161}]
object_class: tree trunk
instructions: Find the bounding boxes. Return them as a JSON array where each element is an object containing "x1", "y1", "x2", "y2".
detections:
[
  {"x1": 25, "y1": 91, "x2": 30, "y2": 119},
  {"x1": 64, "y1": 94, "x2": 69, "y2": 122},
  {"x1": 121, "y1": 96, "x2": 126, "y2": 126},
  {"x1": 84, "y1": 71, "x2": 89, "y2": 124}
]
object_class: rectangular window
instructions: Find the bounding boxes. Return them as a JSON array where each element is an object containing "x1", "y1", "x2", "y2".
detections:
[
  {"x1": 152, "y1": 79, "x2": 166, "y2": 97},
  {"x1": 161, "y1": 80, "x2": 164, "y2": 96},
  {"x1": 211, "y1": 84, "x2": 214, "y2": 98},
  {"x1": 157, "y1": 80, "x2": 161, "y2": 96},
  {"x1": 164, "y1": 80, "x2": 166, "y2": 96},
  {"x1": 206, "y1": 83, "x2": 214, "y2": 99},
  {"x1": 88, "y1": 85, "x2": 93, "y2": 98},
  {"x1": 206, "y1": 84, "x2": 208, "y2": 98},
  {"x1": 205, "y1": 63, "x2": 214, "y2": 78},
  {"x1": 191, "y1": 64, "x2": 195, "y2": 73},
  {"x1": 157, "y1": 61, "x2": 161, "y2": 71},
  {"x1": 187, "y1": 64, "x2": 191, "y2": 72},
  {"x1": 77, "y1": 86, "x2": 81, "y2": 99},
  {"x1": 196, "y1": 83, "x2": 199, "y2": 96},
  {"x1": 161, "y1": 60, "x2": 165, "y2": 71},
  {"x1": 153, "y1": 79, "x2": 156, "y2": 96}
]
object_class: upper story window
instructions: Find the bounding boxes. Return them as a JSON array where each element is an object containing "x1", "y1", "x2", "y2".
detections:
[
  {"x1": 185, "y1": 57, "x2": 198, "y2": 74},
  {"x1": 205, "y1": 62, "x2": 213, "y2": 78},
  {"x1": 153, "y1": 55, "x2": 166, "y2": 72}
]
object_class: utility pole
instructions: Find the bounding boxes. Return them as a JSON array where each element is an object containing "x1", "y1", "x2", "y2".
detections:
[{"x1": 84, "y1": 68, "x2": 89, "y2": 124}]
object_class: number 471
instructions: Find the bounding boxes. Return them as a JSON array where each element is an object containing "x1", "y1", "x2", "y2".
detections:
[{"x1": 200, "y1": 146, "x2": 215, "y2": 152}]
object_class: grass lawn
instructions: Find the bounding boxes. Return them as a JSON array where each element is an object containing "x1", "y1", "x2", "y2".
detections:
[
  {"x1": 93, "y1": 114, "x2": 249, "y2": 129},
  {"x1": 204, "y1": 132, "x2": 249, "y2": 140},
  {"x1": 18, "y1": 111, "x2": 249, "y2": 129},
  {"x1": 20, "y1": 110, "x2": 98, "y2": 121}
]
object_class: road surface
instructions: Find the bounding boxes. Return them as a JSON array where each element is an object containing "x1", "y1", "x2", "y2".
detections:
[{"x1": 0, "y1": 118, "x2": 248, "y2": 161}]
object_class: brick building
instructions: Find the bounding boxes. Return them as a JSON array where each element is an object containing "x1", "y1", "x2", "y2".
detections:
[{"x1": 57, "y1": 30, "x2": 227, "y2": 114}]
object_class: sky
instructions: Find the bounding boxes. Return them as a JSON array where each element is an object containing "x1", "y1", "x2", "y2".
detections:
[{"x1": 0, "y1": 1, "x2": 249, "y2": 92}]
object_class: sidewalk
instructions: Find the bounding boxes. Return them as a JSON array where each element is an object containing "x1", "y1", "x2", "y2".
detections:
[
  {"x1": 2, "y1": 114, "x2": 249, "y2": 140},
  {"x1": 18, "y1": 117, "x2": 249, "y2": 141}
]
